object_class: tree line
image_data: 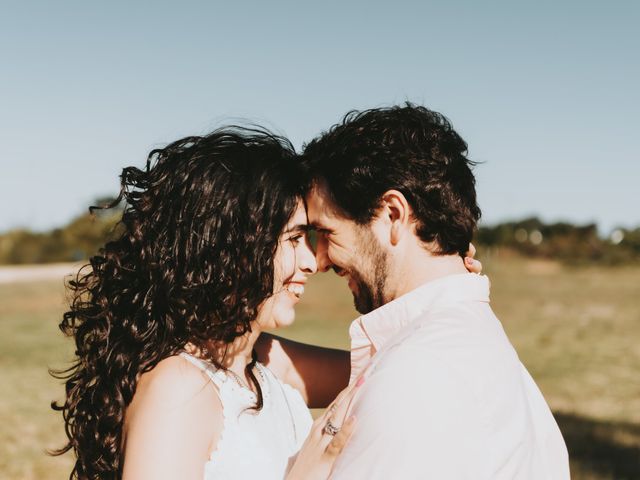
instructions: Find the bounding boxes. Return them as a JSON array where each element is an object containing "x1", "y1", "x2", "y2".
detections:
[
  {"x1": 0, "y1": 210, "x2": 122, "y2": 265},
  {"x1": 476, "y1": 217, "x2": 639, "y2": 265},
  {"x1": 0, "y1": 209, "x2": 638, "y2": 266}
]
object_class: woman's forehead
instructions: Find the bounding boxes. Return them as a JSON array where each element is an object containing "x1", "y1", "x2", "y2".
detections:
[{"x1": 290, "y1": 199, "x2": 308, "y2": 225}]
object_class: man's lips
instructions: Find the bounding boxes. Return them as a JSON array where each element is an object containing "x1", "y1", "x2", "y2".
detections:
[
  {"x1": 333, "y1": 268, "x2": 357, "y2": 293},
  {"x1": 333, "y1": 266, "x2": 348, "y2": 277}
]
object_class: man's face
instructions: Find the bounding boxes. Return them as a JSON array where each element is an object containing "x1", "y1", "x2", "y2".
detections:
[{"x1": 306, "y1": 183, "x2": 388, "y2": 314}]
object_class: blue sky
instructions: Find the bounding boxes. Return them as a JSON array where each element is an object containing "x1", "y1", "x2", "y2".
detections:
[{"x1": 1, "y1": 0, "x2": 637, "y2": 234}]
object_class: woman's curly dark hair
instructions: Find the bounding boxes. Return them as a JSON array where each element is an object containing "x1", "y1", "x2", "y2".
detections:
[{"x1": 51, "y1": 126, "x2": 303, "y2": 479}]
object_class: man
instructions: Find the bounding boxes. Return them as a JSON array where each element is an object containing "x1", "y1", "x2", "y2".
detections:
[{"x1": 301, "y1": 104, "x2": 570, "y2": 479}]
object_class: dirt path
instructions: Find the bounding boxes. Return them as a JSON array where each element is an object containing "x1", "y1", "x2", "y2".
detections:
[{"x1": 0, "y1": 263, "x2": 83, "y2": 284}]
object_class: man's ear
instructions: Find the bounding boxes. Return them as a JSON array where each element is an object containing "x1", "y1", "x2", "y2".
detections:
[{"x1": 379, "y1": 190, "x2": 411, "y2": 246}]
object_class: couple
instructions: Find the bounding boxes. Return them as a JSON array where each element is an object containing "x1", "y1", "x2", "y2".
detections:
[{"x1": 53, "y1": 104, "x2": 569, "y2": 479}]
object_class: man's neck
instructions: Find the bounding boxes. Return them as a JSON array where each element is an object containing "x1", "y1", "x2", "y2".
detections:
[{"x1": 389, "y1": 246, "x2": 469, "y2": 301}]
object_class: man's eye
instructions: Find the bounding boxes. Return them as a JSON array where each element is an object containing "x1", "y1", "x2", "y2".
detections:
[{"x1": 307, "y1": 230, "x2": 318, "y2": 251}]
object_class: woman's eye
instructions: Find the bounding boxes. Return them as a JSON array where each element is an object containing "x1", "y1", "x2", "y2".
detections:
[{"x1": 289, "y1": 234, "x2": 303, "y2": 245}]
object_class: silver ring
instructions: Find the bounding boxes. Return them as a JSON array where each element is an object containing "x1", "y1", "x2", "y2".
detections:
[{"x1": 323, "y1": 419, "x2": 341, "y2": 436}]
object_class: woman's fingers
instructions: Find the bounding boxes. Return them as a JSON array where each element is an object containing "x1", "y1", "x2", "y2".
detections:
[
  {"x1": 330, "y1": 378, "x2": 361, "y2": 425},
  {"x1": 322, "y1": 379, "x2": 360, "y2": 421},
  {"x1": 313, "y1": 375, "x2": 364, "y2": 447},
  {"x1": 467, "y1": 242, "x2": 476, "y2": 258},
  {"x1": 464, "y1": 242, "x2": 482, "y2": 273},
  {"x1": 286, "y1": 381, "x2": 363, "y2": 480},
  {"x1": 464, "y1": 256, "x2": 482, "y2": 273},
  {"x1": 325, "y1": 416, "x2": 356, "y2": 457},
  {"x1": 318, "y1": 375, "x2": 363, "y2": 446}
]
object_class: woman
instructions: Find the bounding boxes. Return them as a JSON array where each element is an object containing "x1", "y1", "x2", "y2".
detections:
[{"x1": 52, "y1": 126, "x2": 357, "y2": 480}]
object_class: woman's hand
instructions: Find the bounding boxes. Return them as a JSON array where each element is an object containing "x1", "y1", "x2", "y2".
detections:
[
  {"x1": 286, "y1": 378, "x2": 362, "y2": 480},
  {"x1": 464, "y1": 243, "x2": 482, "y2": 273}
]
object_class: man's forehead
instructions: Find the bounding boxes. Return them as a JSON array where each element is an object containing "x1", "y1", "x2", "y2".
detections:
[{"x1": 305, "y1": 183, "x2": 339, "y2": 225}]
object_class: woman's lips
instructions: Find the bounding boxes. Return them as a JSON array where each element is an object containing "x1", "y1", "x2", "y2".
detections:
[{"x1": 284, "y1": 282, "x2": 305, "y2": 298}]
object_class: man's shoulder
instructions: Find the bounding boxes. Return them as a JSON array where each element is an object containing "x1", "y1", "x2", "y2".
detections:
[
  {"x1": 366, "y1": 303, "x2": 522, "y2": 401},
  {"x1": 407, "y1": 300, "x2": 515, "y2": 357},
  {"x1": 350, "y1": 348, "x2": 483, "y2": 439}
]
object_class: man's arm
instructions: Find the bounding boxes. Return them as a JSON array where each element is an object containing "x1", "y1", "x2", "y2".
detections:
[{"x1": 255, "y1": 333, "x2": 350, "y2": 408}]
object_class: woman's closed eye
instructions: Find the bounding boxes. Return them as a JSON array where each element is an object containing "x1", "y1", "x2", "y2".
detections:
[{"x1": 288, "y1": 234, "x2": 304, "y2": 246}]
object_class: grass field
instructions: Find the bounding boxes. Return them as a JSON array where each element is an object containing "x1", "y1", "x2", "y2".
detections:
[{"x1": 1, "y1": 257, "x2": 639, "y2": 479}]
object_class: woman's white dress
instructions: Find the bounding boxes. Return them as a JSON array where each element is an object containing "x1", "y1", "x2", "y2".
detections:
[{"x1": 180, "y1": 352, "x2": 313, "y2": 479}]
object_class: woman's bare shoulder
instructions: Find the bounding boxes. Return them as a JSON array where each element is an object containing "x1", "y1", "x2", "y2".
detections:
[
  {"x1": 140, "y1": 356, "x2": 216, "y2": 400},
  {"x1": 122, "y1": 356, "x2": 224, "y2": 478},
  {"x1": 125, "y1": 355, "x2": 222, "y2": 433}
]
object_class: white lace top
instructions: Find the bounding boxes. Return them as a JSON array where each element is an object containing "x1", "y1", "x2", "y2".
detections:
[{"x1": 179, "y1": 352, "x2": 313, "y2": 479}]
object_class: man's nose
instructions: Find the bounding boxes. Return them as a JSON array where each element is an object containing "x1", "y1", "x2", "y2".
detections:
[{"x1": 315, "y1": 238, "x2": 333, "y2": 273}]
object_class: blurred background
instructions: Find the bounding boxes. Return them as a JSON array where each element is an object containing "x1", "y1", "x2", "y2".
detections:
[{"x1": 1, "y1": 1, "x2": 638, "y2": 479}]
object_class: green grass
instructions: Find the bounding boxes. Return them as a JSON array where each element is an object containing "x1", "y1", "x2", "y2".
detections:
[
  {"x1": 0, "y1": 280, "x2": 75, "y2": 480},
  {"x1": 1, "y1": 257, "x2": 639, "y2": 479}
]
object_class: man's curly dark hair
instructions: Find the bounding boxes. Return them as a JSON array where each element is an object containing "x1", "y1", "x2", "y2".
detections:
[
  {"x1": 301, "y1": 103, "x2": 481, "y2": 256},
  {"x1": 51, "y1": 126, "x2": 302, "y2": 479}
]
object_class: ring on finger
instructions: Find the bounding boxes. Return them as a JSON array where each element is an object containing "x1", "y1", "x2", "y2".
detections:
[{"x1": 323, "y1": 419, "x2": 341, "y2": 436}]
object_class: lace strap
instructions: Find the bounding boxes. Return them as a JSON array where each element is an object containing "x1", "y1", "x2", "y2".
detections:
[{"x1": 179, "y1": 352, "x2": 226, "y2": 389}]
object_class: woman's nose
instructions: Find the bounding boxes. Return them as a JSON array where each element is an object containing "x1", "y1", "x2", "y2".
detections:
[{"x1": 299, "y1": 240, "x2": 318, "y2": 274}]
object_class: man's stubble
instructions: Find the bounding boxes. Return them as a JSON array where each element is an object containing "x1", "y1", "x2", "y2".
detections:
[{"x1": 350, "y1": 228, "x2": 389, "y2": 315}]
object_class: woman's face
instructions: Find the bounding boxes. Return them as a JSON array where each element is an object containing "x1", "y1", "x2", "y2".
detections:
[{"x1": 256, "y1": 199, "x2": 317, "y2": 329}]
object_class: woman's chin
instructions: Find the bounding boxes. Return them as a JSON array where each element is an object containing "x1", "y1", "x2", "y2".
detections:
[{"x1": 268, "y1": 311, "x2": 296, "y2": 329}]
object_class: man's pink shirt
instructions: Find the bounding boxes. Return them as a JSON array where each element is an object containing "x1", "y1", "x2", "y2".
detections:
[{"x1": 333, "y1": 273, "x2": 570, "y2": 479}]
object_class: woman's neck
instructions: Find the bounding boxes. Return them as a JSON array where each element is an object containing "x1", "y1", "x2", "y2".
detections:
[
  {"x1": 222, "y1": 326, "x2": 262, "y2": 374},
  {"x1": 186, "y1": 323, "x2": 262, "y2": 380}
]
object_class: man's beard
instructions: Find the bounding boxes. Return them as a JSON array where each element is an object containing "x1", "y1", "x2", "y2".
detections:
[{"x1": 349, "y1": 232, "x2": 388, "y2": 314}]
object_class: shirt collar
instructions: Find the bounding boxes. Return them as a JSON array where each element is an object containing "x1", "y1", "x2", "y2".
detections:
[{"x1": 349, "y1": 273, "x2": 490, "y2": 382}]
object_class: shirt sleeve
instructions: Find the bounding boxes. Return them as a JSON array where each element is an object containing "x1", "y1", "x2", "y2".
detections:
[{"x1": 331, "y1": 346, "x2": 483, "y2": 480}]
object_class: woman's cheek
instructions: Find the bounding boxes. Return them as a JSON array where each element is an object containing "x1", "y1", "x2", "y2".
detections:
[{"x1": 279, "y1": 244, "x2": 297, "y2": 280}]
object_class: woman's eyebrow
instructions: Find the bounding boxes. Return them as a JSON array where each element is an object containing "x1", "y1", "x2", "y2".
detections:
[{"x1": 283, "y1": 224, "x2": 311, "y2": 234}]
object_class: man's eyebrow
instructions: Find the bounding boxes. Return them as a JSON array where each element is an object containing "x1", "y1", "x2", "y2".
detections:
[
  {"x1": 309, "y1": 223, "x2": 331, "y2": 234},
  {"x1": 283, "y1": 224, "x2": 311, "y2": 234}
]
